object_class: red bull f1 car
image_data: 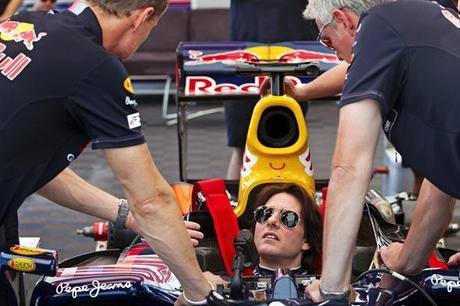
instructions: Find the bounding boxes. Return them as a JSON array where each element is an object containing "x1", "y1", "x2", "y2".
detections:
[{"x1": 1, "y1": 44, "x2": 459, "y2": 306}]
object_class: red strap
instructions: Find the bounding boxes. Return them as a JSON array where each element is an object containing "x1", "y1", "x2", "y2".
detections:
[
  {"x1": 192, "y1": 179, "x2": 240, "y2": 276},
  {"x1": 314, "y1": 187, "x2": 328, "y2": 274},
  {"x1": 428, "y1": 251, "x2": 448, "y2": 270}
]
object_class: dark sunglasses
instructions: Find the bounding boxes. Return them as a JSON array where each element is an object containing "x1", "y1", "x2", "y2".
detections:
[
  {"x1": 317, "y1": 19, "x2": 335, "y2": 51},
  {"x1": 253, "y1": 206, "x2": 301, "y2": 229},
  {"x1": 41, "y1": 0, "x2": 57, "y2": 3}
]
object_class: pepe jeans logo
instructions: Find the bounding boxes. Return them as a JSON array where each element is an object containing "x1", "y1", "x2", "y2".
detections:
[
  {"x1": 56, "y1": 280, "x2": 133, "y2": 298},
  {"x1": 430, "y1": 274, "x2": 460, "y2": 293}
]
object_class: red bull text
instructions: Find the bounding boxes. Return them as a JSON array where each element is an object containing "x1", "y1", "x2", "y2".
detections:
[
  {"x1": 0, "y1": 20, "x2": 47, "y2": 81},
  {"x1": 185, "y1": 76, "x2": 303, "y2": 96}
]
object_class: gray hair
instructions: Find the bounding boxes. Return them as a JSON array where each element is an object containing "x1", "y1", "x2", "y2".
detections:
[
  {"x1": 88, "y1": 0, "x2": 168, "y2": 18},
  {"x1": 303, "y1": 0, "x2": 392, "y2": 25}
]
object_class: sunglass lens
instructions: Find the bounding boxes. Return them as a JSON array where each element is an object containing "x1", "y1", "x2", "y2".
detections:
[
  {"x1": 254, "y1": 207, "x2": 273, "y2": 224},
  {"x1": 280, "y1": 211, "x2": 299, "y2": 228}
]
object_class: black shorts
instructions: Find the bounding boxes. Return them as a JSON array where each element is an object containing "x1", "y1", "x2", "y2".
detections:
[{"x1": 224, "y1": 100, "x2": 309, "y2": 148}]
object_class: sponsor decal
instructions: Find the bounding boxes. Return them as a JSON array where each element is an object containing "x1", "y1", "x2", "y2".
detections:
[
  {"x1": 185, "y1": 47, "x2": 338, "y2": 65},
  {"x1": 124, "y1": 77, "x2": 135, "y2": 94},
  {"x1": 383, "y1": 109, "x2": 398, "y2": 139},
  {"x1": 10, "y1": 245, "x2": 45, "y2": 256},
  {"x1": 125, "y1": 96, "x2": 138, "y2": 107},
  {"x1": 276, "y1": 49, "x2": 339, "y2": 63},
  {"x1": 186, "y1": 76, "x2": 269, "y2": 96},
  {"x1": 185, "y1": 76, "x2": 305, "y2": 96},
  {"x1": 7, "y1": 258, "x2": 36, "y2": 272},
  {"x1": 186, "y1": 49, "x2": 260, "y2": 66},
  {"x1": 430, "y1": 274, "x2": 460, "y2": 293},
  {"x1": 0, "y1": 20, "x2": 47, "y2": 50},
  {"x1": 55, "y1": 280, "x2": 133, "y2": 299},
  {"x1": 0, "y1": 42, "x2": 31, "y2": 80},
  {"x1": 127, "y1": 112, "x2": 141, "y2": 129},
  {"x1": 241, "y1": 147, "x2": 258, "y2": 177},
  {"x1": 299, "y1": 147, "x2": 314, "y2": 176},
  {"x1": 442, "y1": 9, "x2": 460, "y2": 28},
  {"x1": 67, "y1": 153, "x2": 75, "y2": 162}
]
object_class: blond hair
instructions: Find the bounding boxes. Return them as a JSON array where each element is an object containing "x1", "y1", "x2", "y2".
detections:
[{"x1": 88, "y1": 0, "x2": 167, "y2": 18}]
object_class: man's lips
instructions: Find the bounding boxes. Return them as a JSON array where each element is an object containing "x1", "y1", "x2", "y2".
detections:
[{"x1": 262, "y1": 232, "x2": 280, "y2": 241}]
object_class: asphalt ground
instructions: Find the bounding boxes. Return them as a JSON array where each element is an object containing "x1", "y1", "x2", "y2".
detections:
[{"x1": 17, "y1": 95, "x2": 460, "y2": 301}]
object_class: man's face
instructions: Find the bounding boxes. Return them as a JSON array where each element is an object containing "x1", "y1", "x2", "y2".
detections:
[
  {"x1": 316, "y1": 15, "x2": 355, "y2": 63},
  {"x1": 253, "y1": 192, "x2": 310, "y2": 268}
]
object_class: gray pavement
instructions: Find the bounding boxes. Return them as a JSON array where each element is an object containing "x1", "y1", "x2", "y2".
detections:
[{"x1": 18, "y1": 96, "x2": 460, "y2": 263}]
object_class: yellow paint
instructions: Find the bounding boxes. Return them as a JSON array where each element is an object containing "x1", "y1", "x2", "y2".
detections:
[
  {"x1": 235, "y1": 95, "x2": 316, "y2": 217},
  {"x1": 245, "y1": 46, "x2": 295, "y2": 61},
  {"x1": 124, "y1": 77, "x2": 135, "y2": 94}
]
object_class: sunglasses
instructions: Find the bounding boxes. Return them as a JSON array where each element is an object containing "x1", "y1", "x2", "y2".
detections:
[
  {"x1": 317, "y1": 19, "x2": 335, "y2": 51},
  {"x1": 253, "y1": 206, "x2": 301, "y2": 229},
  {"x1": 41, "y1": 0, "x2": 57, "y2": 3}
]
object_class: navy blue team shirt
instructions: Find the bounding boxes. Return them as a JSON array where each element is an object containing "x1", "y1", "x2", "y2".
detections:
[
  {"x1": 341, "y1": 0, "x2": 460, "y2": 198},
  {"x1": 0, "y1": 8, "x2": 145, "y2": 224}
]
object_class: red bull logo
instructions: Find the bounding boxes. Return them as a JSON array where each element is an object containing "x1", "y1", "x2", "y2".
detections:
[
  {"x1": 277, "y1": 50, "x2": 339, "y2": 63},
  {"x1": 0, "y1": 20, "x2": 47, "y2": 51},
  {"x1": 185, "y1": 47, "x2": 339, "y2": 66},
  {"x1": 186, "y1": 50, "x2": 260, "y2": 66},
  {"x1": 0, "y1": 20, "x2": 45, "y2": 81}
]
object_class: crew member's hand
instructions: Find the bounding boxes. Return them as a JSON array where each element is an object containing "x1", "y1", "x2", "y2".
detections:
[
  {"x1": 175, "y1": 283, "x2": 211, "y2": 306},
  {"x1": 380, "y1": 242, "x2": 404, "y2": 271},
  {"x1": 448, "y1": 251, "x2": 460, "y2": 266},
  {"x1": 126, "y1": 214, "x2": 203, "y2": 246},
  {"x1": 259, "y1": 77, "x2": 302, "y2": 100},
  {"x1": 125, "y1": 211, "x2": 142, "y2": 235},
  {"x1": 203, "y1": 271, "x2": 229, "y2": 289},
  {"x1": 174, "y1": 294, "x2": 188, "y2": 306},
  {"x1": 184, "y1": 220, "x2": 204, "y2": 246},
  {"x1": 305, "y1": 280, "x2": 325, "y2": 303}
]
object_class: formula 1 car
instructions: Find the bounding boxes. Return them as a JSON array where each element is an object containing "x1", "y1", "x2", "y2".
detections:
[
  {"x1": 2, "y1": 60, "x2": 459, "y2": 306},
  {"x1": 2, "y1": 187, "x2": 459, "y2": 306}
]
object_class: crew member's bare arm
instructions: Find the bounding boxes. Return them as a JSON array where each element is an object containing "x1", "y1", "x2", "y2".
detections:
[
  {"x1": 104, "y1": 143, "x2": 210, "y2": 302},
  {"x1": 38, "y1": 167, "x2": 204, "y2": 245},
  {"x1": 260, "y1": 61, "x2": 349, "y2": 100},
  {"x1": 319, "y1": 100, "x2": 382, "y2": 293},
  {"x1": 38, "y1": 167, "x2": 120, "y2": 222},
  {"x1": 293, "y1": 61, "x2": 348, "y2": 100}
]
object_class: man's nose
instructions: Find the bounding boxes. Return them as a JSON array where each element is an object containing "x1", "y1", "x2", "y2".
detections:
[{"x1": 266, "y1": 212, "x2": 280, "y2": 227}]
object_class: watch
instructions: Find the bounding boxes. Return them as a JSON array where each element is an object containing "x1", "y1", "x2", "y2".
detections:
[
  {"x1": 319, "y1": 285, "x2": 351, "y2": 301},
  {"x1": 114, "y1": 199, "x2": 129, "y2": 230}
]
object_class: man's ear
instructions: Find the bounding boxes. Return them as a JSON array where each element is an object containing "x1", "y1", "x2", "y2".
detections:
[
  {"x1": 302, "y1": 241, "x2": 311, "y2": 251},
  {"x1": 132, "y1": 7, "x2": 155, "y2": 30},
  {"x1": 332, "y1": 8, "x2": 357, "y2": 36}
]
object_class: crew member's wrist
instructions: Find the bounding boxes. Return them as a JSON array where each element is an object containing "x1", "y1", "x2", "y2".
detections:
[
  {"x1": 318, "y1": 283, "x2": 352, "y2": 302},
  {"x1": 113, "y1": 199, "x2": 129, "y2": 229},
  {"x1": 182, "y1": 281, "x2": 213, "y2": 305}
]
